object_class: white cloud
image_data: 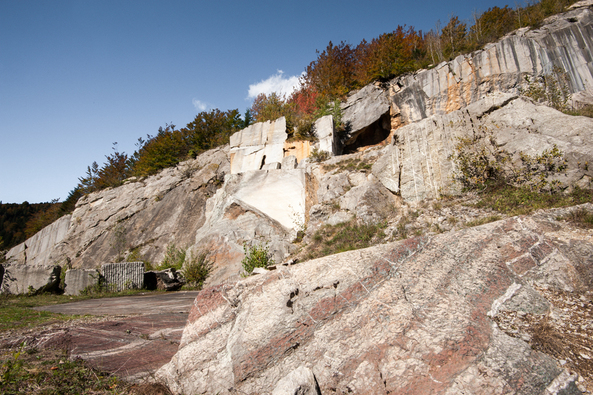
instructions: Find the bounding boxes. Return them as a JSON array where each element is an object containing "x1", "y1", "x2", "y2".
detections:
[
  {"x1": 247, "y1": 70, "x2": 303, "y2": 99},
  {"x1": 192, "y1": 99, "x2": 208, "y2": 112}
]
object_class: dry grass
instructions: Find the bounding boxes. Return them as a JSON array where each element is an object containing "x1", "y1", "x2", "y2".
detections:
[{"x1": 494, "y1": 287, "x2": 593, "y2": 392}]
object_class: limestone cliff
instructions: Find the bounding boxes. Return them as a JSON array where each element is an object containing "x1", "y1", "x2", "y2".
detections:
[
  {"x1": 387, "y1": 0, "x2": 593, "y2": 128},
  {"x1": 2, "y1": 1, "x2": 593, "y2": 294},
  {"x1": 373, "y1": 93, "x2": 593, "y2": 202}
]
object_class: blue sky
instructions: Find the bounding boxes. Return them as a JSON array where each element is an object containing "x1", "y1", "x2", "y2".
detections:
[{"x1": 1, "y1": 0, "x2": 514, "y2": 203}]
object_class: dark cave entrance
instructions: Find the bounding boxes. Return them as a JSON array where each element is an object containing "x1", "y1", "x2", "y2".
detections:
[{"x1": 341, "y1": 113, "x2": 391, "y2": 154}]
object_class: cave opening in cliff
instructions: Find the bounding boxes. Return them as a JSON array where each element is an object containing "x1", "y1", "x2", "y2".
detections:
[{"x1": 342, "y1": 113, "x2": 391, "y2": 154}]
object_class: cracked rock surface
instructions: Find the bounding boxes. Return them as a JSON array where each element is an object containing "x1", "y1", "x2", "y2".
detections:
[{"x1": 157, "y1": 207, "x2": 593, "y2": 394}]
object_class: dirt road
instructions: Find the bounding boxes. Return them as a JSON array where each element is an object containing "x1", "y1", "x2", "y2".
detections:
[{"x1": 9, "y1": 291, "x2": 199, "y2": 382}]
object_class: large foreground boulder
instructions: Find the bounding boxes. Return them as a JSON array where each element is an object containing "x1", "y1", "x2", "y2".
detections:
[{"x1": 157, "y1": 205, "x2": 593, "y2": 394}]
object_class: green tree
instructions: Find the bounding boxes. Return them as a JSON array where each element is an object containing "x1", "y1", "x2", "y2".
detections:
[
  {"x1": 131, "y1": 124, "x2": 186, "y2": 177},
  {"x1": 441, "y1": 16, "x2": 467, "y2": 60},
  {"x1": 183, "y1": 108, "x2": 242, "y2": 155},
  {"x1": 241, "y1": 108, "x2": 254, "y2": 129}
]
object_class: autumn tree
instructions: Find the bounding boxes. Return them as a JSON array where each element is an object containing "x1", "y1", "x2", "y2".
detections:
[
  {"x1": 287, "y1": 84, "x2": 319, "y2": 121},
  {"x1": 303, "y1": 41, "x2": 357, "y2": 101},
  {"x1": 355, "y1": 26, "x2": 426, "y2": 85},
  {"x1": 250, "y1": 93, "x2": 287, "y2": 123}
]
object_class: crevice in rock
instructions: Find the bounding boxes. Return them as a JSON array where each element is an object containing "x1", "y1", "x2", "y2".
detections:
[
  {"x1": 476, "y1": 95, "x2": 516, "y2": 119},
  {"x1": 260, "y1": 155, "x2": 267, "y2": 170}
]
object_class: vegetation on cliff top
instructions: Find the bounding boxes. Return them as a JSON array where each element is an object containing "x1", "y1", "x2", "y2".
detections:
[
  {"x1": 76, "y1": 0, "x2": 580, "y2": 198},
  {"x1": 1, "y1": 0, "x2": 583, "y2": 249}
]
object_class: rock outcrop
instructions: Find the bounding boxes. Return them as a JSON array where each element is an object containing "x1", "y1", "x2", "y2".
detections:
[
  {"x1": 230, "y1": 115, "x2": 339, "y2": 173},
  {"x1": 230, "y1": 117, "x2": 288, "y2": 174},
  {"x1": 387, "y1": 1, "x2": 593, "y2": 128},
  {"x1": 1, "y1": 263, "x2": 61, "y2": 295},
  {"x1": 157, "y1": 206, "x2": 593, "y2": 394},
  {"x1": 341, "y1": 84, "x2": 392, "y2": 153},
  {"x1": 372, "y1": 93, "x2": 593, "y2": 202},
  {"x1": 5, "y1": 214, "x2": 71, "y2": 266},
  {"x1": 5, "y1": 147, "x2": 230, "y2": 271},
  {"x1": 63, "y1": 268, "x2": 99, "y2": 296}
]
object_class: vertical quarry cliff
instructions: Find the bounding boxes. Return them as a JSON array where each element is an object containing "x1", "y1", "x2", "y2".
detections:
[{"x1": 3, "y1": 1, "x2": 593, "y2": 292}]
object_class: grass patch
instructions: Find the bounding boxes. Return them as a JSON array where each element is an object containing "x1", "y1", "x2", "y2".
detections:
[
  {"x1": 562, "y1": 207, "x2": 593, "y2": 229},
  {"x1": 322, "y1": 157, "x2": 373, "y2": 173},
  {"x1": 0, "y1": 289, "x2": 157, "y2": 333},
  {"x1": 0, "y1": 345, "x2": 128, "y2": 395},
  {"x1": 465, "y1": 215, "x2": 502, "y2": 228},
  {"x1": 474, "y1": 185, "x2": 593, "y2": 216},
  {"x1": 306, "y1": 219, "x2": 387, "y2": 260}
]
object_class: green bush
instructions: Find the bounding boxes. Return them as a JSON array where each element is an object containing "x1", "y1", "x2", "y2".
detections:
[
  {"x1": 241, "y1": 243, "x2": 275, "y2": 275},
  {"x1": 450, "y1": 127, "x2": 567, "y2": 192},
  {"x1": 309, "y1": 147, "x2": 331, "y2": 163},
  {"x1": 0, "y1": 343, "x2": 126, "y2": 394},
  {"x1": 520, "y1": 67, "x2": 571, "y2": 112},
  {"x1": 565, "y1": 207, "x2": 593, "y2": 228},
  {"x1": 157, "y1": 243, "x2": 186, "y2": 271},
  {"x1": 294, "y1": 118, "x2": 317, "y2": 141},
  {"x1": 182, "y1": 251, "x2": 213, "y2": 288}
]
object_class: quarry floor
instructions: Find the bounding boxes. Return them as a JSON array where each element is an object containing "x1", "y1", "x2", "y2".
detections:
[{"x1": 4, "y1": 291, "x2": 200, "y2": 383}]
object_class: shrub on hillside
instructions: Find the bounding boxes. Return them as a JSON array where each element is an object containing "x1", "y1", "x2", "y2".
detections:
[
  {"x1": 182, "y1": 251, "x2": 213, "y2": 288},
  {"x1": 450, "y1": 127, "x2": 567, "y2": 192},
  {"x1": 241, "y1": 242, "x2": 275, "y2": 275},
  {"x1": 157, "y1": 243, "x2": 186, "y2": 271}
]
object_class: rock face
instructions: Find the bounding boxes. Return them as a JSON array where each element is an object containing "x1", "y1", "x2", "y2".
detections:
[
  {"x1": 157, "y1": 206, "x2": 593, "y2": 394},
  {"x1": 341, "y1": 84, "x2": 391, "y2": 153},
  {"x1": 64, "y1": 269, "x2": 99, "y2": 296},
  {"x1": 230, "y1": 117, "x2": 288, "y2": 174},
  {"x1": 3, "y1": 2, "x2": 593, "y2": 295},
  {"x1": 272, "y1": 366, "x2": 321, "y2": 395},
  {"x1": 0, "y1": 263, "x2": 61, "y2": 295},
  {"x1": 29, "y1": 147, "x2": 227, "y2": 271},
  {"x1": 190, "y1": 168, "x2": 312, "y2": 285},
  {"x1": 387, "y1": 2, "x2": 593, "y2": 128},
  {"x1": 372, "y1": 93, "x2": 593, "y2": 202},
  {"x1": 5, "y1": 214, "x2": 71, "y2": 266},
  {"x1": 314, "y1": 115, "x2": 338, "y2": 156},
  {"x1": 229, "y1": 115, "x2": 339, "y2": 172}
]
